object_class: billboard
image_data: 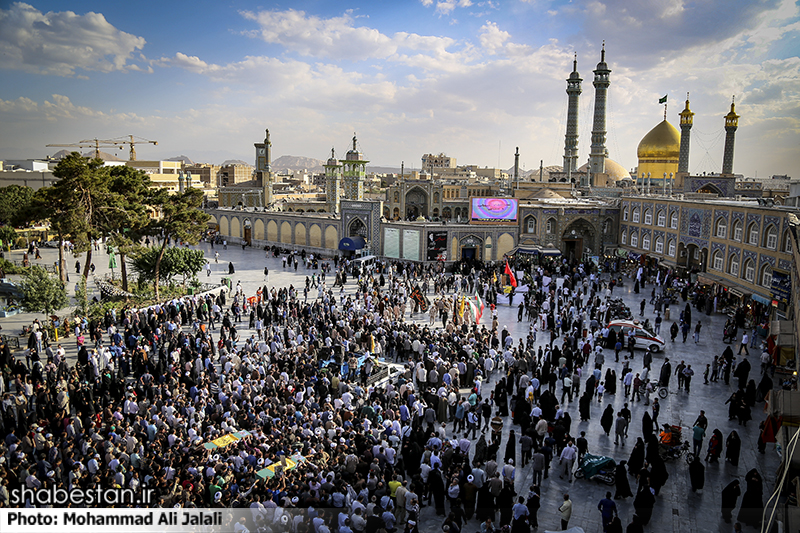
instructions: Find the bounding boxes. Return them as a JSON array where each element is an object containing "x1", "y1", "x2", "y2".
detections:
[
  {"x1": 427, "y1": 231, "x2": 448, "y2": 261},
  {"x1": 470, "y1": 197, "x2": 518, "y2": 223},
  {"x1": 771, "y1": 270, "x2": 792, "y2": 306},
  {"x1": 402, "y1": 229, "x2": 420, "y2": 261},
  {"x1": 384, "y1": 228, "x2": 400, "y2": 258}
]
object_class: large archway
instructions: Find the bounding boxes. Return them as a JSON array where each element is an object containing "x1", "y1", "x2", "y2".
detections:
[
  {"x1": 561, "y1": 218, "x2": 596, "y2": 262},
  {"x1": 349, "y1": 218, "x2": 367, "y2": 238},
  {"x1": 459, "y1": 235, "x2": 483, "y2": 261},
  {"x1": 405, "y1": 187, "x2": 428, "y2": 219}
]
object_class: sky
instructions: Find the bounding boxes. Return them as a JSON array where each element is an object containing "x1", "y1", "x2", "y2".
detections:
[{"x1": 0, "y1": 0, "x2": 798, "y2": 177}]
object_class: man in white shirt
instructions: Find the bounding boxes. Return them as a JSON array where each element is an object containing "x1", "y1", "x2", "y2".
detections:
[{"x1": 559, "y1": 441, "x2": 577, "y2": 482}]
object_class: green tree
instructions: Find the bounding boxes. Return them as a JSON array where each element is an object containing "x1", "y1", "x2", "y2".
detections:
[
  {"x1": 0, "y1": 226, "x2": 17, "y2": 251},
  {"x1": 130, "y1": 246, "x2": 206, "y2": 286},
  {"x1": 102, "y1": 165, "x2": 156, "y2": 291},
  {"x1": 19, "y1": 265, "x2": 68, "y2": 316},
  {"x1": 0, "y1": 185, "x2": 34, "y2": 226},
  {"x1": 149, "y1": 188, "x2": 209, "y2": 299}
]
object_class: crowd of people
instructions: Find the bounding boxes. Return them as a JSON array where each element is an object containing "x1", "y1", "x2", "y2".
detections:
[{"x1": 0, "y1": 248, "x2": 776, "y2": 533}]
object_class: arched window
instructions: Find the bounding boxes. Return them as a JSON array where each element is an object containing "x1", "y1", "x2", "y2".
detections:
[
  {"x1": 732, "y1": 219, "x2": 742, "y2": 241},
  {"x1": 632, "y1": 207, "x2": 640, "y2": 223},
  {"x1": 393, "y1": 191, "x2": 400, "y2": 203},
  {"x1": 644, "y1": 209, "x2": 652, "y2": 225},
  {"x1": 525, "y1": 216, "x2": 537, "y2": 233},
  {"x1": 546, "y1": 218, "x2": 556, "y2": 234},
  {"x1": 668, "y1": 239, "x2": 676, "y2": 257},
  {"x1": 785, "y1": 230, "x2": 794, "y2": 253},
  {"x1": 712, "y1": 250, "x2": 723, "y2": 271},
  {"x1": 630, "y1": 232, "x2": 639, "y2": 248},
  {"x1": 760, "y1": 264, "x2": 773, "y2": 287},
  {"x1": 657, "y1": 210, "x2": 666, "y2": 227},
  {"x1": 621, "y1": 230, "x2": 627, "y2": 245},
  {"x1": 641, "y1": 234, "x2": 650, "y2": 250},
  {"x1": 729, "y1": 255, "x2": 739, "y2": 277},
  {"x1": 433, "y1": 192, "x2": 439, "y2": 203},
  {"x1": 715, "y1": 218, "x2": 727, "y2": 238},
  {"x1": 623, "y1": 207, "x2": 629, "y2": 221},
  {"x1": 743, "y1": 258, "x2": 755, "y2": 282},
  {"x1": 748, "y1": 223, "x2": 759, "y2": 245},
  {"x1": 603, "y1": 219, "x2": 611, "y2": 234},
  {"x1": 670, "y1": 211, "x2": 678, "y2": 229},
  {"x1": 654, "y1": 236, "x2": 664, "y2": 254},
  {"x1": 764, "y1": 225, "x2": 778, "y2": 249}
]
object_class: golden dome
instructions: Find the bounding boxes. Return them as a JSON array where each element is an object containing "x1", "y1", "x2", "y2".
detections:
[
  {"x1": 577, "y1": 158, "x2": 630, "y2": 181},
  {"x1": 637, "y1": 120, "x2": 680, "y2": 159}
]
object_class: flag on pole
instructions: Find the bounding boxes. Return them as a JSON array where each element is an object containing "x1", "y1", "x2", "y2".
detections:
[
  {"x1": 504, "y1": 261, "x2": 517, "y2": 287},
  {"x1": 658, "y1": 95, "x2": 668, "y2": 104},
  {"x1": 475, "y1": 292, "x2": 484, "y2": 320}
]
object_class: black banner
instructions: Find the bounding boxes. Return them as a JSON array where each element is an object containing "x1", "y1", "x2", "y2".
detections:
[
  {"x1": 771, "y1": 270, "x2": 791, "y2": 306},
  {"x1": 427, "y1": 231, "x2": 447, "y2": 261},
  {"x1": 410, "y1": 286, "x2": 429, "y2": 312}
]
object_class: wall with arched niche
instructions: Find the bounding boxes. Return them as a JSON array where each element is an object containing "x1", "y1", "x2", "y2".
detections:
[
  {"x1": 325, "y1": 226, "x2": 338, "y2": 247},
  {"x1": 309, "y1": 224, "x2": 322, "y2": 247},
  {"x1": 295, "y1": 223, "x2": 306, "y2": 246},
  {"x1": 254, "y1": 219, "x2": 265, "y2": 240},
  {"x1": 281, "y1": 222, "x2": 292, "y2": 243},
  {"x1": 267, "y1": 220, "x2": 278, "y2": 241}
]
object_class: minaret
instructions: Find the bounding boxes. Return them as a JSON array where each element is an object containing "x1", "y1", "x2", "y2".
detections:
[
  {"x1": 341, "y1": 133, "x2": 368, "y2": 201},
  {"x1": 563, "y1": 53, "x2": 582, "y2": 175},
  {"x1": 324, "y1": 147, "x2": 342, "y2": 214},
  {"x1": 589, "y1": 42, "x2": 611, "y2": 177},
  {"x1": 678, "y1": 93, "x2": 694, "y2": 173},
  {"x1": 513, "y1": 147, "x2": 520, "y2": 189},
  {"x1": 722, "y1": 97, "x2": 739, "y2": 175}
]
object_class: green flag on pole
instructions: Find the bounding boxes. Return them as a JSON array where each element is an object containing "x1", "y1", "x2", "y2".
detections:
[{"x1": 658, "y1": 95, "x2": 668, "y2": 104}]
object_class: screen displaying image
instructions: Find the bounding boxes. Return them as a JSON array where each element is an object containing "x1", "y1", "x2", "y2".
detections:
[{"x1": 470, "y1": 197, "x2": 518, "y2": 222}]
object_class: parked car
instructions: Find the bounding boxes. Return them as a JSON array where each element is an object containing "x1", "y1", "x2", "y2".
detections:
[{"x1": 607, "y1": 319, "x2": 666, "y2": 353}]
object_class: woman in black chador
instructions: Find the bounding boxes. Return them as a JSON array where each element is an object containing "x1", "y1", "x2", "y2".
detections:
[
  {"x1": 628, "y1": 437, "x2": 645, "y2": 475},
  {"x1": 737, "y1": 469, "x2": 764, "y2": 527},
  {"x1": 601, "y1": 404, "x2": 614, "y2": 435},
  {"x1": 614, "y1": 460, "x2": 633, "y2": 499}
]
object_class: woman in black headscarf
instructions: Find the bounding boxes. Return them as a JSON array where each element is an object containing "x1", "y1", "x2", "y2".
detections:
[
  {"x1": 737, "y1": 469, "x2": 764, "y2": 527},
  {"x1": 579, "y1": 391, "x2": 592, "y2": 421},
  {"x1": 720, "y1": 479, "x2": 741, "y2": 523},
  {"x1": 601, "y1": 404, "x2": 614, "y2": 435},
  {"x1": 725, "y1": 390, "x2": 741, "y2": 421},
  {"x1": 648, "y1": 454, "x2": 669, "y2": 496},
  {"x1": 688, "y1": 454, "x2": 705, "y2": 493},
  {"x1": 633, "y1": 483, "x2": 656, "y2": 525},
  {"x1": 628, "y1": 438, "x2": 645, "y2": 476},
  {"x1": 641, "y1": 411, "x2": 653, "y2": 442},
  {"x1": 473, "y1": 434, "x2": 488, "y2": 466},
  {"x1": 604, "y1": 368, "x2": 617, "y2": 395},
  {"x1": 744, "y1": 379, "x2": 757, "y2": 406},
  {"x1": 756, "y1": 372, "x2": 773, "y2": 402},
  {"x1": 504, "y1": 430, "x2": 517, "y2": 464},
  {"x1": 724, "y1": 430, "x2": 741, "y2": 467},
  {"x1": 614, "y1": 461, "x2": 633, "y2": 499},
  {"x1": 497, "y1": 484, "x2": 515, "y2": 527},
  {"x1": 474, "y1": 483, "x2": 494, "y2": 522},
  {"x1": 430, "y1": 463, "x2": 447, "y2": 516}
]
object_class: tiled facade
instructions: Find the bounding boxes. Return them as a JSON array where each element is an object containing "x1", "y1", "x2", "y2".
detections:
[{"x1": 619, "y1": 196, "x2": 795, "y2": 304}]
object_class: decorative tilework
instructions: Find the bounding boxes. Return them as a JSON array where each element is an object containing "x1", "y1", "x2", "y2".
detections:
[
  {"x1": 714, "y1": 209, "x2": 729, "y2": 220},
  {"x1": 728, "y1": 245, "x2": 740, "y2": 258},
  {"x1": 731, "y1": 212, "x2": 745, "y2": 223},
  {"x1": 759, "y1": 254, "x2": 776, "y2": 268},
  {"x1": 679, "y1": 235, "x2": 709, "y2": 249},
  {"x1": 747, "y1": 213, "x2": 761, "y2": 226},
  {"x1": 742, "y1": 249, "x2": 757, "y2": 262},
  {"x1": 764, "y1": 215, "x2": 780, "y2": 229},
  {"x1": 779, "y1": 259, "x2": 792, "y2": 271},
  {"x1": 680, "y1": 207, "x2": 712, "y2": 238},
  {"x1": 641, "y1": 228, "x2": 651, "y2": 236},
  {"x1": 654, "y1": 230, "x2": 665, "y2": 238},
  {"x1": 711, "y1": 242, "x2": 726, "y2": 253}
]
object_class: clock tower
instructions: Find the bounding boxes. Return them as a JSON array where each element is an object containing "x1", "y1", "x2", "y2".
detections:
[{"x1": 254, "y1": 128, "x2": 273, "y2": 205}]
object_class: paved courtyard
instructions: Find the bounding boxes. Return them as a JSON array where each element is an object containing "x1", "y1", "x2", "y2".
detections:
[{"x1": 0, "y1": 243, "x2": 779, "y2": 532}]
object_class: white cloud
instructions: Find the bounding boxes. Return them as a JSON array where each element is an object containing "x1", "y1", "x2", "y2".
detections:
[
  {"x1": 0, "y1": 96, "x2": 38, "y2": 113},
  {"x1": 0, "y1": 2, "x2": 146, "y2": 76},
  {"x1": 479, "y1": 22, "x2": 510, "y2": 54}
]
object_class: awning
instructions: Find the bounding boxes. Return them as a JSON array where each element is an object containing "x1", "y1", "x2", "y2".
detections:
[
  {"x1": 751, "y1": 293, "x2": 771, "y2": 306},
  {"x1": 728, "y1": 287, "x2": 748, "y2": 299},
  {"x1": 540, "y1": 247, "x2": 562, "y2": 257},
  {"x1": 615, "y1": 249, "x2": 629, "y2": 258},
  {"x1": 338, "y1": 236, "x2": 366, "y2": 250},
  {"x1": 512, "y1": 245, "x2": 540, "y2": 255}
]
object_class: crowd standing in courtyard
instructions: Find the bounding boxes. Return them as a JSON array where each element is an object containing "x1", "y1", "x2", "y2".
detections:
[{"x1": 0, "y1": 245, "x2": 781, "y2": 533}]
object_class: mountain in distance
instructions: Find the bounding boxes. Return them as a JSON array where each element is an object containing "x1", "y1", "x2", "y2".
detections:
[
  {"x1": 270, "y1": 155, "x2": 325, "y2": 172},
  {"x1": 166, "y1": 155, "x2": 195, "y2": 165},
  {"x1": 220, "y1": 159, "x2": 252, "y2": 167}
]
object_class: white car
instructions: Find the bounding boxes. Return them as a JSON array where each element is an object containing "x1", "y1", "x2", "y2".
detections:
[{"x1": 608, "y1": 319, "x2": 666, "y2": 353}]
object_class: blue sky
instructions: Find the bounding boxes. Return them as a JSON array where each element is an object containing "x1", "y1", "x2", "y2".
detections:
[{"x1": 0, "y1": 0, "x2": 798, "y2": 177}]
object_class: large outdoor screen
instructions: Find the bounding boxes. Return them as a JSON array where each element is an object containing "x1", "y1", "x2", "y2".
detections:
[{"x1": 470, "y1": 197, "x2": 518, "y2": 222}]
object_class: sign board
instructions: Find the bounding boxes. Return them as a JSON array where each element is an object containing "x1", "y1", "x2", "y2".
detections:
[
  {"x1": 771, "y1": 270, "x2": 792, "y2": 306},
  {"x1": 470, "y1": 197, "x2": 519, "y2": 223},
  {"x1": 427, "y1": 231, "x2": 448, "y2": 261}
]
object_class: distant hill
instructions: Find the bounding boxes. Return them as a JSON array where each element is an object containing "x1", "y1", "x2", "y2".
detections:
[
  {"x1": 167, "y1": 155, "x2": 194, "y2": 165},
  {"x1": 221, "y1": 159, "x2": 252, "y2": 167},
  {"x1": 271, "y1": 155, "x2": 325, "y2": 173}
]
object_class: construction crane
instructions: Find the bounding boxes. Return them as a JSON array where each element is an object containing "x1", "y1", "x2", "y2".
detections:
[{"x1": 46, "y1": 135, "x2": 158, "y2": 161}]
